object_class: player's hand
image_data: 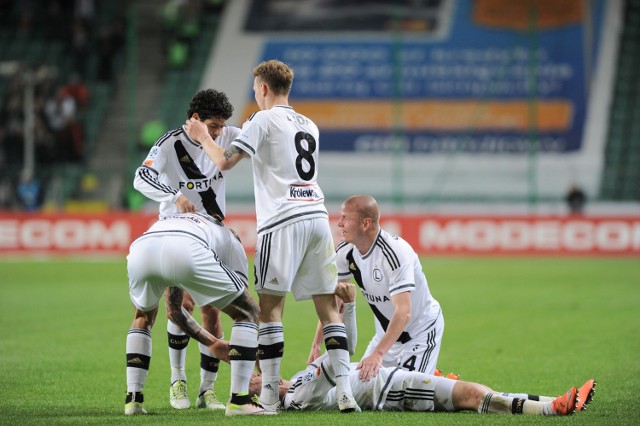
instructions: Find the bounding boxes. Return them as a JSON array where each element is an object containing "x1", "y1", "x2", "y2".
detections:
[
  {"x1": 208, "y1": 339, "x2": 230, "y2": 363},
  {"x1": 356, "y1": 353, "x2": 383, "y2": 381},
  {"x1": 335, "y1": 281, "x2": 356, "y2": 303},
  {"x1": 175, "y1": 194, "x2": 196, "y2": 212},
  {"x1": 185, "y1": 117, "x2": 209, "y2": 143}
]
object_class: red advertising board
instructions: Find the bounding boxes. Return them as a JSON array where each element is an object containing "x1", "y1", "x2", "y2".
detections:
[{"x1": 0, "y1": 212, "x2": 638, "y2": 256}]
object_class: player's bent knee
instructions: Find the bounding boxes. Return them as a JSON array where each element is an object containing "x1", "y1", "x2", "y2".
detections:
[{"x1": 223, "y1": 291, "x2": 260, "y2": 324}]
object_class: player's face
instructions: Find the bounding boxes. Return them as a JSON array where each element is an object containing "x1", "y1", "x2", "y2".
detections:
[
  {"x1": 338, "y1": 203, "x2": 363, "y2": 244},
  {"x1": 202, "y1": 116, "x2": 227, "y2": 141}
]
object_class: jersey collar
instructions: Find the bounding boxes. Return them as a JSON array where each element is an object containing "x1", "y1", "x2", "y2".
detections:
[
  {"x1": 361, "y1": 229, "x2": 382, "y2": 260},
  {"x1": 181, "y1": 125, "x2": 203, "y2": 148}
]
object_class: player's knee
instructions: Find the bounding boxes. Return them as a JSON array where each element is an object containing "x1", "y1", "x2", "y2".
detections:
[
  {"x1": 232, "y1": 300, "x2": 259, "y2": 323},
  {"x1": 452, "y1": 381, "x2": 486, "y2": 411},
  {"x1": 238, "y1": 303, "x2": 259, "y2": 323},
  {"x1": 133, "y1": 308, "x2": 156, "y2": 329}
]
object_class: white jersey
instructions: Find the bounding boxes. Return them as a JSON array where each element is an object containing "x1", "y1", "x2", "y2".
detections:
[
  {"x1": 133, "y1": 125, "x2": 240, "y2": 219},
  {"x1": 232, "y1": 105, "x2": 328, "y2": 234},
  {"x1": 336, "y1": 229, "x2": 441, "y2": 343}
]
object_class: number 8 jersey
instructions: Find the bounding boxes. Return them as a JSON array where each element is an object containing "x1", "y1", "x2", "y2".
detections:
[{"x1": 232, "y1": 105, "x2": 328, "y2": 234}]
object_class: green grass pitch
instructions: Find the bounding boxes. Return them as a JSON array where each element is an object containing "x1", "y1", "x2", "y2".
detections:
[{"x1": 1, "y1": 256, "x2": 638, "y2": 425}]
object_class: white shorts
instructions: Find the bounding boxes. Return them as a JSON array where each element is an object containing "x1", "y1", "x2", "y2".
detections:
[
  {"x1": 370, "y1": 367, "x2": 456, "y2": 412},
  {"x1": 254, "y1": 218, "x2": 337, "y2": 300},
  {"x1": 363, "y1": 310, "x2": 444, "y2": 374},
  {"x1": 127, "y1": 234, "x2": 245, "y2": 312}
]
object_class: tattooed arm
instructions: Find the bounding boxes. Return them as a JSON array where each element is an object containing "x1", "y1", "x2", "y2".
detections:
[
  {"x1": 165, "y1": 287, "x2": 230, "y2": 363},
  {"x1": 185, "y1": 118, "x2": 246, "y2": 171}
]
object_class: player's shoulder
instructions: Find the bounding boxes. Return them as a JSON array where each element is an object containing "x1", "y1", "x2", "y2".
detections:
[
  {"x1": 378, "y1": 229, "x2": 407, "y2": 246},
  {"x1": 246, "y1": 109, "x2": 269, "y2": 122},
  {"x1": 375, "y1": 230, "x2": 413, "y2": 264},
  {"x1": 217, "y1": 125, "x2": 241, "y2": 147},
  {"x1": 152, "y1": 127, "x2": 184, "y2": 149},
  {"x1": 336, "y1": 240, "x2": 355, "y2": 255},
  {"x1": 225, "y1": 125, "x2": 241, "y2": 138}
]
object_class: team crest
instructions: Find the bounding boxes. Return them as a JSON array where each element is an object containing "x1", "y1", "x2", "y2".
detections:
[{"x1": 372, "y1": 268, "x2": 383, "y2": 282}]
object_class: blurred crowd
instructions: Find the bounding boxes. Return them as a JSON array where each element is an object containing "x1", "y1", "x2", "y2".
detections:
[
  {"x1": 0, "y1": 0, "x2": 225, "y2": 211},
  {"x1": 0, "y1": 0, "x2": 125, "y2": 210}
]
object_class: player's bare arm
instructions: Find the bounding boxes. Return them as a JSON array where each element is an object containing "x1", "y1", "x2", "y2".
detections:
[
  {"x1": 164, "y1": 286, "x2": 230, "y2": 362},
  {"x1": 224, "y1": 145, "x2": 245, "y2": 162},
  {"x1": 357, "y1": 291, "x2": 412, "y2": 381},
  {"x1": 185, "y1": 118, "x2": 246, "y2": 171}
]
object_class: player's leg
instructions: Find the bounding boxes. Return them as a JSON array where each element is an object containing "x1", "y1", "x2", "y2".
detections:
[
  {"x1": 184, "y1": 240, "x2": 272, "y2": 416},
  {"x1": 195, "y1": 304, "x2": 225, "y2": 410},
  {"x1": 256, "y1": 293, "x2": 286, "y2": 410},
  {"x1": 450, "y1": 380, "x2": 578, "y2": 416},
  {"x1": 166, "y1": 289, "x2": 194, "y2": 409},
  {"x1": 304, "y1": 218, "x2": 359, "y2": 413},
  {"x1": 125, "y1": 237, "x2": 165, "y2": 415},
  {"x1": 253, "y1": 227, "x2": 294, "y2": 411},
  {"x1": 312, "y1": 294, "x2": 360, "y2": 413},
  {"x1": 125, "y1": 308, "x2": 158, "y2": 415},
  {"x1": 222, "y1": 289, "x2": 276, "y2": 416},
  {"x1": 296, "y1": 219, "x2": 359, "y2": 413},
  {"x1": 491, "y1": 379, "x2": 596, "y2": 413}
]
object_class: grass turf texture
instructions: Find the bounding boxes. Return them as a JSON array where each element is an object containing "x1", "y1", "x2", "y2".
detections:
[{"x1": 1, "y1": 257, "x2": 638, "y2": 425}]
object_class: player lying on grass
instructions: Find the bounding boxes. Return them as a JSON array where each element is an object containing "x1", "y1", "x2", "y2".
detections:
[{"x1": 249, "y1": 282, "x2": 596, "y2": 416}]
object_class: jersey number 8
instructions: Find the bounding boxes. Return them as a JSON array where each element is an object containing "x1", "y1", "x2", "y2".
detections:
[{"x1": 294, "y1": 131, "x2": 316, "y2": 181}]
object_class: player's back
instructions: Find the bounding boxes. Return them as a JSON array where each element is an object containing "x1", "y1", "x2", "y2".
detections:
[
  {"x1": 235, "y1": 106, "x2": 328, "y2": 233},
  {"x1": 143, "y1": 213, "x2": 225, "y2": 249}
]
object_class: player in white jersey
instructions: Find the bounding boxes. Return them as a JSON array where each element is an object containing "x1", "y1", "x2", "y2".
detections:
[
  {"x1": 309, "y1": 195, "x2": 444, "y2": 381},
  {"x1": 248, "y1": 282, "x2": 596, "y2": 416},
  {"x1": 124, "y1": 213, "x2": 274, "y2": 416},
  {"x1": 184, "y1": 60, "x2": 359, "y2": 413},
  {"x1": 133, "y1": 89, "x2": 240, "y2": 410}
]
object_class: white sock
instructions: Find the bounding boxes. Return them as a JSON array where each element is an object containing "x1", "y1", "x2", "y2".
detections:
[
  {"x1": 500, "y1": 392, "x2": 554, "y2": 402},
  {"x1": 198, "y1": 341, "x2": 220, "y2": 394},
  {"x1": 323, "y1": 323, "x2": 353, "y2": 396},
  {"x1": 167, "y1": 320, "x2": 189, "y2": 383},
  {"x1": 258, "y1": 322, "x2": 284, "y2": 405},
  {"x1": 126, "y1": 328, "x2": 152, "y2": 393},
  {"x1": 229, "y1": 322, "x2": 258, "y2": 395},
  {"x1": 479, "y1": 392, "x2": 553, "y2": 415}
]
